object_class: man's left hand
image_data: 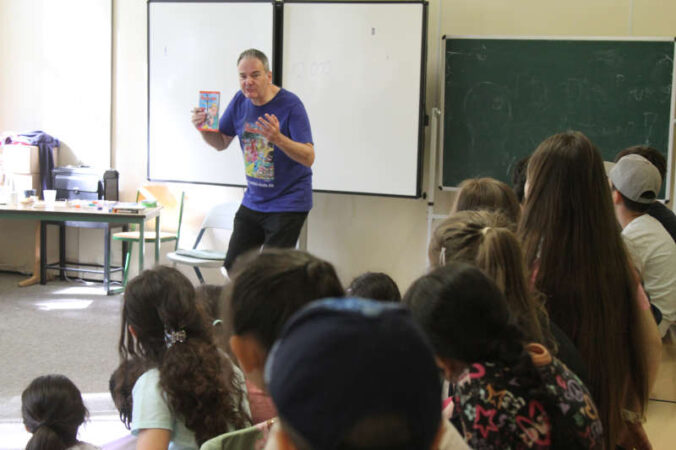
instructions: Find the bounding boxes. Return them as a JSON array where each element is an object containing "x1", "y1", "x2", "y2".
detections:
[{"x1": 254, "y1": 113, "x2": 282, "y2": 145}]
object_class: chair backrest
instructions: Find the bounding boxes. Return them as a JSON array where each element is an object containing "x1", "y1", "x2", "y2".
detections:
[
  {"x1": 191, "y1": 202, "x2": 239, "y2": 251},
  {"x1": 201, "y1": 202, "x2": 239, "y2": 231},
  {"x1": 137, "y1": 184, "x2": 185, "y2": 239}
]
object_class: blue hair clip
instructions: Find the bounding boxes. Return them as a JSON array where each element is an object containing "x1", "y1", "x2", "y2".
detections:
[{"x1": 164, "y1": 329, "x2": 187, "y2": 348}]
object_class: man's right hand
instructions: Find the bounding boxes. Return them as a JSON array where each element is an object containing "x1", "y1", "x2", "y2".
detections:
[{"x1": 191, "y1": 107, "x2": 207, "y2": 130}]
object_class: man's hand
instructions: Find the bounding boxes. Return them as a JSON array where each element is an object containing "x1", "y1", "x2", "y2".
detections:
[
  {"x1": 191, "y1": 107, "x2": 207, "y2": 130},
  {"x1": 251, "y1": 113, "x2": 282, "y2": 145}
]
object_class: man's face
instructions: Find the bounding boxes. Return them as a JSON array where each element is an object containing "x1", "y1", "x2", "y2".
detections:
[{"x1": 238, "y1": 57, "x2": 272, "y2": 104}]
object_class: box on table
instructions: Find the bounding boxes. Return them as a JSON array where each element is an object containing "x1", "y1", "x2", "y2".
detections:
[{"x1": 2, "y1": 144, "x2": 58, "y2": 174}]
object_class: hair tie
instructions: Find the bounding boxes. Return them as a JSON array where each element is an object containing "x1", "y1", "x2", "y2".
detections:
[
  {"x1": 164, "y1": 329, "x2": 187, "y2": 348},
  {"x1": 439, "y1": 247, "x2": 447, "y2": 266},
  {"x1": 481, "y1": 226, "x2": 491, "y2": 236}
]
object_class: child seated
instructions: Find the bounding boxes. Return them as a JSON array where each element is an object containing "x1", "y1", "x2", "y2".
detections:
[
  {"x1": 346, "y1": 271, "x2": 401, "y2": 302},
  {"x1": 263, "y1": 297, "x2": 469, "y2": 450},
  {"x1": 404, "y1": 263, "x2": 604, "y2": 449},
  {"x1": 451, "y1": 177, "x2": 521, "y2": 226},
  {"x1": 119, "y1": 266, "x2": 251, "y2": 449},
  {"x1": 227, "y1": 248, "x2": 344, "y2": 392},
  {"x1": 22, "y1": 374, "x2": 99, "y2": 450}
]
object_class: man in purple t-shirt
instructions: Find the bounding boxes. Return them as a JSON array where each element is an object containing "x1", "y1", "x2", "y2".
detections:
[{"x1": 192, "y1": 49, "x2": 314, "y2": 272}]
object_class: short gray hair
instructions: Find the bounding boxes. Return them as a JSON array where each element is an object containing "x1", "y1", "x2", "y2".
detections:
[{"x1": 237, "y1": 49, "x2": 270, "y2": 72}]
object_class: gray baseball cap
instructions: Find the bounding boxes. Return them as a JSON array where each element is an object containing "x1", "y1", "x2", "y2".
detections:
[{"x1": 609, "y1": 154, "x2": 661, "y2": 204}]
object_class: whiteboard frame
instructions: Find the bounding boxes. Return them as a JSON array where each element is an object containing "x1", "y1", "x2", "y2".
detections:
[
  {"x1": 280, "y1": 0, "x2": 428, "y2": 198},
  {"x1": 147, "y1": 0, "x2": 277, "y2": 190},
  {"x1": 439, "y1": 35, "x2": 676, "y2": 203}
]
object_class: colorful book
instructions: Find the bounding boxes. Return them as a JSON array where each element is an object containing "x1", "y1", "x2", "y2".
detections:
[{"x1": 199, "y1": 91, "x2": 220, "y2": 132}]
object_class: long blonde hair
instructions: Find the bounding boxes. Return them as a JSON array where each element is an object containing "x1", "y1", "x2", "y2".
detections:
[{"x1": 429, "y1": 210, "x2": 554, "y2": 350}]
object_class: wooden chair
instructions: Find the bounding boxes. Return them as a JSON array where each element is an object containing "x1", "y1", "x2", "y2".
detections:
[{"x1": 112, "y1": 185, "x2": 185, "y2": 286}]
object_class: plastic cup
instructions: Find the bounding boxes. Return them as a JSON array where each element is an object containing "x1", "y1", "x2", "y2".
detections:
[{"x1": 43, "y1": 189, "x2": 57, "y2": 206}]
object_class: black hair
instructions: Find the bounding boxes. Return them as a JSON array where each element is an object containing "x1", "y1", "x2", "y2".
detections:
[
  {"x1": 119, "y1": 266, "x2": 250, "y2": 445},
  {"x1": 230, "y1": 248, "x2": 345, "y2": 352},
  {"x1": 109, "y1": 357, "x2": 147, "y2": 429},
  {"x1": 21, "y1": 374, "x2": 88, "y2": 450},
  {"x1": 346, "y1": 272, "x2": 401, "y2": 302},
  {"x1": 194, "y1": 284, "x2": 223, "y2": 322}
]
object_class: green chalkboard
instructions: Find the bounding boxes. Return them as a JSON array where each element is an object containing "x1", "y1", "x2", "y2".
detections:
[{"x1": 442, "y1": 38, "x2": 674, "y2": 188}]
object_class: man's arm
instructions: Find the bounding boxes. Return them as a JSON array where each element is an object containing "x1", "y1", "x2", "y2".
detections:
[
  {"x1": 192, "y1": 107, "x2": 235, "y2": 151},
  {"x1": 251, "y1": 113, "x2": 315, "y2": 167}
]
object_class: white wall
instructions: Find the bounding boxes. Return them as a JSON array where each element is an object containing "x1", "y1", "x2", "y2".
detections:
[
  {"x1": 2, "y1": 0, "x2": 675, "y2": 292},
  {"x1": 107, "y1": 0, "x2": 676, "y2": 290},
  {"x1": 0, "y1": 0, "x2": 111, "y2": 273}
]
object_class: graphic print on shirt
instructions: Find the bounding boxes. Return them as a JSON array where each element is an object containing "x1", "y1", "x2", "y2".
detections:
[{"x1": 242, "y1": 122, "x2": 274, "y2": 187}]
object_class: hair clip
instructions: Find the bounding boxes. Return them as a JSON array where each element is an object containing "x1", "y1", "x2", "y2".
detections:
[
  {"x1": 481, "y1": 226, "x2": 491, "y2": 236},
  {"x1": 439, "y1": 247, "x2": 446, "y2": 266},
  {"x1": 164, "y1": 329, "x2": 187, "y2": 348}
]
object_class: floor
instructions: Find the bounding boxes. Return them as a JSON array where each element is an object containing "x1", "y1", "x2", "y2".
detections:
[
  {"x1": 0, "y1": 272, "x2": 674, "y2": 449},
  {"x1": 0, "y1": 273, "x2": 128, "y2": 449}
]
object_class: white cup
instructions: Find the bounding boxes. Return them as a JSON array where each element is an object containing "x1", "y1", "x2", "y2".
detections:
[{"x1": 43, "y1": 189, "x2": 57, "y2": 206}]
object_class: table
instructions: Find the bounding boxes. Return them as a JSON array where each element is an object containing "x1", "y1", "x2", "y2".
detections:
[{"x1": 0, "y1": 202, "x2": 162, "y2": 294}]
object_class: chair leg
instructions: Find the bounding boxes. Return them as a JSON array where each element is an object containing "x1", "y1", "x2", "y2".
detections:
[
  {"x1": 123, "y1": 244, "x2": 133, "y2": 287},
  {"x1": 194, "y1": 267, "x2": 205, "y2": 284}
]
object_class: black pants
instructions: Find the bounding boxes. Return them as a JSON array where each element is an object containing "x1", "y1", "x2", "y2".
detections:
[{"x1": 223, "y1": 205, "x2": 308, "y2": 271}]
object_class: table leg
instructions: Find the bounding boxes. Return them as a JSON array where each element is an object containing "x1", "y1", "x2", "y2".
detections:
[
  {"x1": 59, "y1": 223, "x2": 66, "y2": 280},
  {"x1": 155, "y1": 215, "x2": 161, "y2": 265},
  {"x1": 138, "y1": 223, "x2": 145, "y2": 275},
  {"x1": 104, "y1": 224, "x2": 111, "y2": 294},
  {"x1": 40, "y1": 221, "x2": 47, "y2": 284},
  {"x1": 18, "y1": 223, "x2": 41, "y2": 288}
]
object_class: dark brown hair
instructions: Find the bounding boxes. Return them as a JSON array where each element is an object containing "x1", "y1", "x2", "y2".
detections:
[
  {"x1": 429, "y1": 210, "x2": 554, "y2": 350},
  {"x1": 109, "y1": 357, "x2": 147, "y2": 429},
  {"x1": 452, "y1": 177, "x2": 521, "y2": 226},
  {"x1": 230, "y1": 248, "x2": 345, "y2": 352},
  {"x1": 22, "y1": 374, "x2": 88, "y2": 450},
  {"x1": 518, "y1": 130, "x2": 648, "y2": 448},
  {"x1": 119, "y1": 266, "x2": 250, "y2": 445}
]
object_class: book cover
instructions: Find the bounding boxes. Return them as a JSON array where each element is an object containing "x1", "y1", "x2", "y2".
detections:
[{"x1": 199, "y1": 91, "x2": 221, "y2": 132}]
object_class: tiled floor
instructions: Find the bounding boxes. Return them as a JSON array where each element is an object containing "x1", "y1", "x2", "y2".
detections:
[{"x1": 645, "y1": 335, "x2": 676, "y2": 449}]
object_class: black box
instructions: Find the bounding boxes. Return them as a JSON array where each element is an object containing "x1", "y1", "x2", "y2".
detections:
[{"x1": 52, "y1": 166, "x2": 119, "y2": 201}]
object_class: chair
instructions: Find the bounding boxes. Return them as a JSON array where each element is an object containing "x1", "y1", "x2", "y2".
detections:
[
  {"x1": 112, "y1": 185, "x2": 185, "y2": 286},
  {"x1": 167, "y1": 202, "x2": 238, "y2": 284}
]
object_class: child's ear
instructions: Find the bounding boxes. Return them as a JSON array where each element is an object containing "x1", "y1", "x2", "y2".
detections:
[
  {"x1": 229, "y1": 334, "x2": 266, "y2": 374},
  {"x1": 276, "y1": 426, "x2": 298, "y2": 450}
]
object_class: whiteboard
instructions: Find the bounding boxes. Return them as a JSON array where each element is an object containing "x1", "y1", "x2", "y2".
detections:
[
  {"x1": 282, "y1": 2, "x2": 425, "y2": 196},
  {"x1": 148, "y1": 1, "x2": 274, "y2": 187}
]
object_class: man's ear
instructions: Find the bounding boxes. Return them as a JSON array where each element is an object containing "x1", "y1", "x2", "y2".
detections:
[
  {"x1": 611, "y1": 189, "x2": 622, "y2": 205},
  {"x1": 230, "y1": 334, "x2": 267, "y2": 374}
]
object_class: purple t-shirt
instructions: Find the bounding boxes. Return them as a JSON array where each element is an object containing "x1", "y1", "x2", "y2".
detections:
[{"x1": 219, "y1": 88, "x2": 313, "y2": 212}]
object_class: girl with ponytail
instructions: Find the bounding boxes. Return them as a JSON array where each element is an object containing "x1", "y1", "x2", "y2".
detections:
[
  {"x1": 22, "y1": 374, "x2": 98, "y2": 450},
  {"x1": 428, "y1": 210, "x2": 588, "y2": 385},
  {"x1": 403, "y1": 263, "x2": 603, "y2": 449},
  {"x1": 119, "y1": 266, "x2": 250, "y2": 449}
]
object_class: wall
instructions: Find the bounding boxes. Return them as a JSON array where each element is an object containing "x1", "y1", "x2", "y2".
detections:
[
  {"x1": 2, "y1": 0, "x2": 675, "y2": 292},
  {"x1": 109, "y1": 0, "x2": 676, "y2": 291},
  {"x1": 0, "y1": 0, "x2": 111, "y2": 273}
]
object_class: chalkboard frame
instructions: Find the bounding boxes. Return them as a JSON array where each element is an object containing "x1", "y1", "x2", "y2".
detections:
[{"x1": 439, "y1": 36, "x2": 676, "y2": 202}]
